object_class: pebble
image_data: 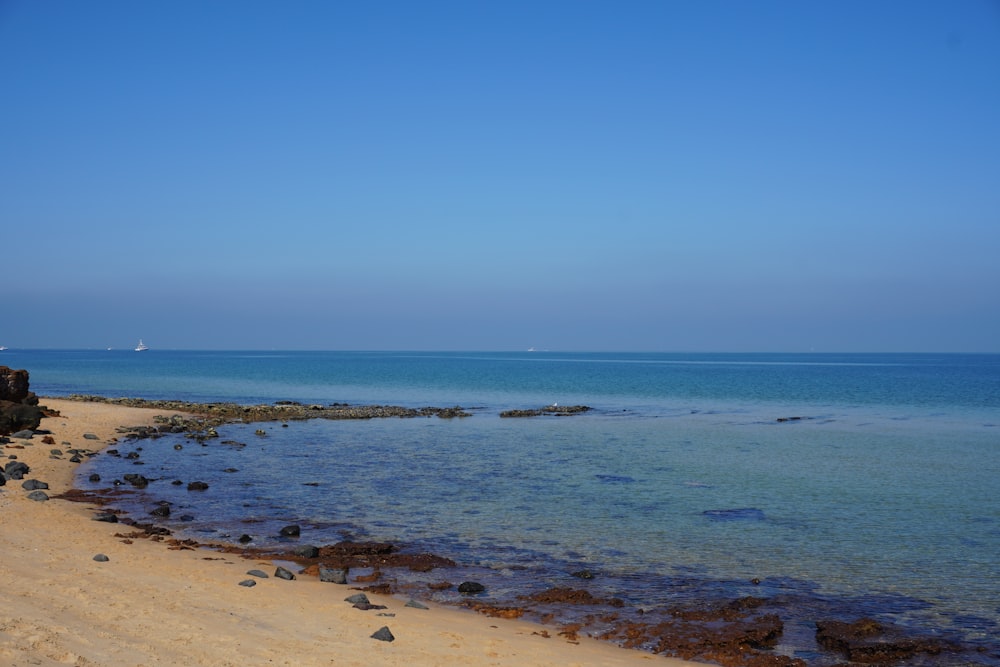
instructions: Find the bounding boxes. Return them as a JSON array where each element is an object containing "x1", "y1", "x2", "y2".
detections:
[
  {"x1": 238, "y1": 579, "x2": 257, "y2": 587},
  {"x1": 93, "y1": 554, "x2": 109, "y2": 562}
]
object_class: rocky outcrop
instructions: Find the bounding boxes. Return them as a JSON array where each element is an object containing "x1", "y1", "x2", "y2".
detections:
[
  {"x1": 0, "y1": 366, "x2": 43, "y2": 435},
  {"x1": 500, "y1": 405, "x2": 591, "y2": 417},
  {"x1": 815, "y1": 618, "x2": 956, "y2": 664}
]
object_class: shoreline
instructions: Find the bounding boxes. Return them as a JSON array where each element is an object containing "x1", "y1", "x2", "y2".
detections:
[
  {"x1": 0, "y1": 398, "x2": 701, "y2": 667},
  {"x1": 2, "y1": 397, "x2": 991, "y2": 667}
]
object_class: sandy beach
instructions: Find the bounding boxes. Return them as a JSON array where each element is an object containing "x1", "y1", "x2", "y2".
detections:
[{"x1": 0, "y1": 398, "x2": 703, "y2": 667}]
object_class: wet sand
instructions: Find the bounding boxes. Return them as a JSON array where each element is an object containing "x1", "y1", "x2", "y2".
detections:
[{"x1": 0, "y1": 398, "x2": 702, "y2": 667}]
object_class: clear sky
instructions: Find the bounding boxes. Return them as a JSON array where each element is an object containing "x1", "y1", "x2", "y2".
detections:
[{"x1": 2, "y1": 1, "x2": 998, "y2": 352}]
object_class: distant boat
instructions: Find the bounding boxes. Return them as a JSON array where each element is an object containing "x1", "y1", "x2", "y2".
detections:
[
  {"x1": 135, "y1": 339, "x2": 149, "y2": 352},
  {"x1": 0, "y1": 346, "x2": 7, "y2": 351}
]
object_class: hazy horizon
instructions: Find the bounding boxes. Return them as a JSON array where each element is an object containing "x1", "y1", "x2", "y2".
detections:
[{"x1": 3, "y1": 1, "x2": 998, "y2": 353}]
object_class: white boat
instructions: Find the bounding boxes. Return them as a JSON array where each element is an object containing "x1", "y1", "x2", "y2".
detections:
[
  {"x1": 0, "y1": 346, "x2": 7, "y2": 351},
  {"x1": 135, "y1": 339, "x2": 149, "y2": 352}
]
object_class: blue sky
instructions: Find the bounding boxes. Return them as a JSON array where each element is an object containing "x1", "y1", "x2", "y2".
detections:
[{"x1": 2, "y1": 1, "x2": 998, "y2": 351}]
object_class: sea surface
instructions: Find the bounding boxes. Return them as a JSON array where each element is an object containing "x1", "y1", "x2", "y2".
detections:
[{"x1": 7, "y1": 349, "x2": 1000, "y2": 664}]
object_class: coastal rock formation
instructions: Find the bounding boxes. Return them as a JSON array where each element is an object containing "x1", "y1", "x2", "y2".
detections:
[
  {"x1": 500, "y1": 405, "x2": 591, "y2": 417},
  {"x1": 64, "y1": 395, "x2": 471, "y2": 428},
  {"x1": 0, "y1": 366, "x2": 43, "y2": 435},
  {"x1": 815, "y1": 618, "x2": 956, "y2": 664}
]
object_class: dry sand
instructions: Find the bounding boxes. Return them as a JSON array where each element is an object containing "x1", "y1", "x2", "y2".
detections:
[{"x1": 0, "y1": 398, "x2": 702, "y2": 667}]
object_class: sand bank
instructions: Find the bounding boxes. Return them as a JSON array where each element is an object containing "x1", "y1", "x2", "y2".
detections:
[{"x1": 0, "y1": 398, "x2": 701, "y2": 667}]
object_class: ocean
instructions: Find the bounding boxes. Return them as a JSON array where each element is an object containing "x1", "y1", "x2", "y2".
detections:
[{"x1": 8, "y1": 349, "x2": 1000, "y2": 665}]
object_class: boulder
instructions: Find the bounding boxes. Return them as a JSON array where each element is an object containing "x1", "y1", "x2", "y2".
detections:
[{"x1": 0, "y1": 367, "x2": 43, "y2": 436}]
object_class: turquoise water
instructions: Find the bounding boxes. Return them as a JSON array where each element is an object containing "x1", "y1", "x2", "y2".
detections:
[{"x1": 8, "y1": 350, "x2": 1000, "y2": 662}]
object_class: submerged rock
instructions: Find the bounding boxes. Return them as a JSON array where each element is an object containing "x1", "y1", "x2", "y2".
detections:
[{"x1": 703, "y1": 508, "x2": 766, "y2": 521}]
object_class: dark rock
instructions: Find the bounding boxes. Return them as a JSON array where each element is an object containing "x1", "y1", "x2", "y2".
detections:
[
  {"x1": 293, "y1": 544, "x2": 319, "y2": 558},
  {"x1": 815, "y1": 618, "x2": 953, "y2": 664},
  {"x1": 279, "y1": 524, "x2": 300, "y2": 537},
  {"x1": 238, "y1": 579, "x2": 257, "y2": 587},
  {"x1": 458, "y1": 581, "x2": 486, "y2": 594},
  {"x1": 354, "y1": 602, "x2": 388, "y2": 611},
  {"x1": 93, "y1": 554, "x2": 109, "y2": 562},
  {"x1": 83, "y1": 433, "x2": 100, "y2": 440},
  {"x1": 4, "y1": 461, "x2": 29, "y2": 480},
  {"x1": 238, "y1": 534, "x2": 253, "y2": 543},
  {"x1": 21, "y1": 479, "x2": 48, "y2": 491},
  {"x1": 571, "y1": 569, "x2": 596, "y2": 579},
  {"x1": 344, "y1": 593, "x2": 370, "y2": 605},
  {"x1": 319, "y1": 567, "x2": 348, "y2": 584},
  {"x1": 27, "y1": 490, "x2": 49, "y2": 501},
  {"x1": 500, "y1": 405, "x2": 591, "y2": 418},
  {"x1": 93, "y1": 512, "x2": 119, "y2": 523},
  {"x1": 0, "y1": 366, "x2": 42, "y2": 435},
  {"x1": 595, "y1": 474, "x2": 635, "y2": 483},
  {"x1": 274, "y1": 566, "x2": 296, "y2": 580},
  {"x1": 123, "y1": 473, "x2": 149, "y2": 488},
  {"x1": 187, "y1": 481, "x2": 209, "y2": 491},
  {"x1": 179, "y1": 514, "x2": 195, "y2": 522},
  {"x1": 370, "y1": 626, "x2": 394, "y2": 642},
  {"x1": 405, "y1": 599, "x2": 429, "y2": 610},
  {"x1": 10, "y1": 429, "x2": 35, "y2": 439},
  {"x1": 246, "y1": 569, "x2": 269, "y2": 578},
  {"x1": 0, "y1": 367, "x2": 35, "y2": 403},
  {"x1": 150, "y1": 505, "x2": 171, "y2": 518},
  {"x1": 524, "y1": 587, "x2": 624, "y2": 607}
]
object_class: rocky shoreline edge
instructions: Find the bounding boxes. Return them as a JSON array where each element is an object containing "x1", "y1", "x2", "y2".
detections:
[{"x1": 18, "y1": 395, "x2": 995, "y2": 667}]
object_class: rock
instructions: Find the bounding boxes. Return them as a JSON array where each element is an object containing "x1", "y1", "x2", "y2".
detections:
[
  {"x1": 370, "y1": 626, "x2": 395, "y2": 642},
  {"x1": 246, "y1": 569, "x2": 269, "y2": 578},
  {"x1": 815, "y1": 618, "x2": 952, "y2": 664},
  {"x1": 83, "y1": 433, "x2": 100, "y2": 440},
  {"x1": 10, "y1": 429, "x2": 35, "y2": 440},
  {"x1": 0, "y1": 367, "x2": 42, "y2": 435},
  {"x1": 274, "y1": 566, "x2": 296, "y2": 580},
  {"x1": 293, "y1": 544, "x2": 319, "y2": 558},
  {"x1": 93, "y1": 512, "x2": 119, "y2": 523},
  {"x1": 123, "y1": 473, "x2": 149, "y2": 489},
  {"x1": 238, "y1": 579, "x2": 257, "y2": 587},
  {"x1": 344, "y1": 593, "x2": 369, "y2": 605},
  {"x1": 279, "y1": 524, "x2": 300, "y2": 537},
  {"x1": 21, "y1": 479, "x2": 48, "y2": 491},
  {"x1": 3, "y1": 461, "x2": 31, "y2": 479},
  {"x1": 0, "y1": 367, "x2": 34, "y2": 403},
  {"x1": 405, "y1": 599, "x2": 429, "y2": 610},
  {"x1": 458, "y1": 581, "x2": 485, "y2": 594},
  {"x1": 93, "y1": 554, "x2": 109, "y2": 562},
  {"x1": 238, "y1": 534, "x2": 253, "y2": 543},
  {"x1": 150, "y1": 505, "x2": 171, "y2": 518},
  {"x1": 27, "y1": 490, "x2": 49, "y2": 501},
  {"x1": 187, "y1": 481, "x2": 209, "y2": 491},
  {"x1": 319, "y1": 567, "x2": 348, "y2": 584}
]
